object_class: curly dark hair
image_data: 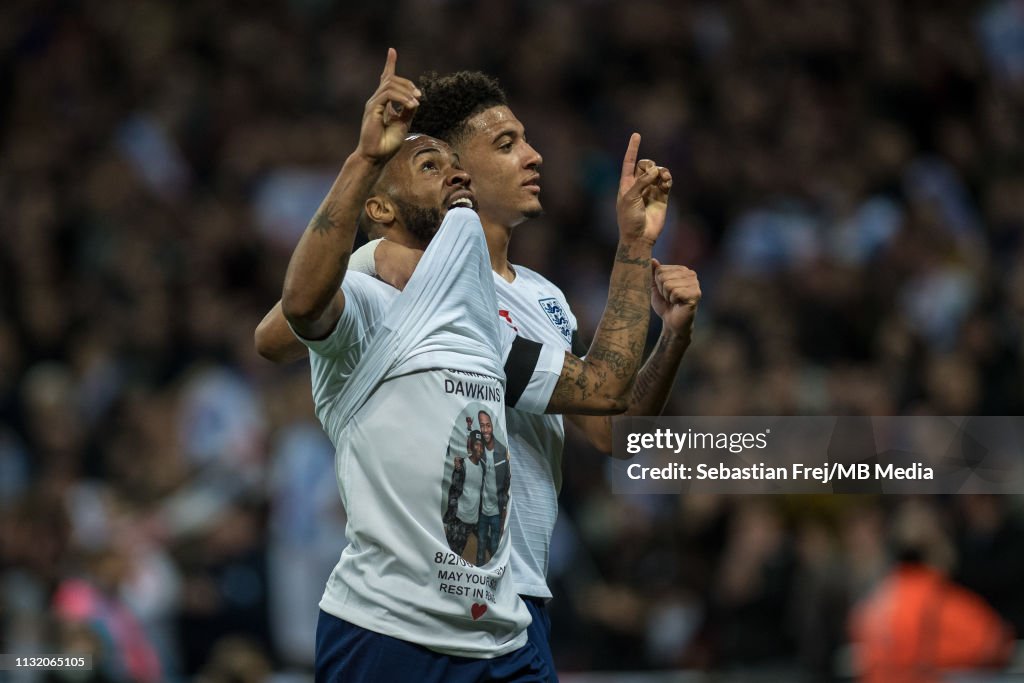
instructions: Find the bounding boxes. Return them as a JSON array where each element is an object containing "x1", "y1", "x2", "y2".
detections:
[{"x1": 412, "y1": 71, "x2": 508, "y2": 146}]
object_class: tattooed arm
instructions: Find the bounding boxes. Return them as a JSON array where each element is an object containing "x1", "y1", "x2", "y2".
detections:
[
  {"x1": 544, "y1": 134, "x2": 671, "y2": 416},
  {"x1": 567, "y1": 262, "x2": 701, "y2": 453},
  {"x1": 281, "y1": 48, "x2": 419, "y2": 339}
]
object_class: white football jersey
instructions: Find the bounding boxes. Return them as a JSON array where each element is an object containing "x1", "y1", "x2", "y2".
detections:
[
  {"x1": 348, "y1": 239, "x2": 580, "y2": 600},
  {"x1": 493, "y1": 265, "x2": 579, "y2": 600},
  {"x1": 298, "y1": 210, "x2": 563, "y2": 657}
]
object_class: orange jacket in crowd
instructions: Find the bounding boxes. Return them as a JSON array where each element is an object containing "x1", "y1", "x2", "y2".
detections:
[{"x1": 849, "y1": 564, "x2": 1014, "y2": 683}]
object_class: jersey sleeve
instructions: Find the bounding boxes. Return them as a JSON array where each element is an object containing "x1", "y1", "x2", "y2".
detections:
[
  {"x1": 348, "y1": 238, "x2": 383, "y2": 277},
  {"x1": 499, "y1": 330, "x2": 564, "y2": 415},
  {"x1": 288, "y1": 272, "x2": 386, "y2": 358}
]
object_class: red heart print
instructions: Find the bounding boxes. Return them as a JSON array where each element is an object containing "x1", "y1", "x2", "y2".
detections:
[{"x1": 471, "y1": 603, "x2": 487, "y2": 620}]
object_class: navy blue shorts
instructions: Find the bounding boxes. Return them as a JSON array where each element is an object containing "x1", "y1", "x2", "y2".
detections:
[
  {"x1": 521, "y1": 596, "x2": 558, "y2": 681},
  {"x1": 314, "y1": 610, "x2": 555, "y2": 683}
]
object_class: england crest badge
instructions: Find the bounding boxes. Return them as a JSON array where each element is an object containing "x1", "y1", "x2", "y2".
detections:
[{"x1": 539, "y1": 297, "x2": 573, "y2": 344}]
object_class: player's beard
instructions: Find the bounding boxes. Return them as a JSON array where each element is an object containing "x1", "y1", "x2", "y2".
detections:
[{"x1": 391, "y1": 196, "x2": 442, "y2": 245}]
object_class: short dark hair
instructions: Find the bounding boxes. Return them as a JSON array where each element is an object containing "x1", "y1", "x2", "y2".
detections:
[{"x1": 413, "y1": 71, "x2": 508, "y2": 146}]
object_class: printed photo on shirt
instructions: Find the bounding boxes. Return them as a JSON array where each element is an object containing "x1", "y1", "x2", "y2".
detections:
[{"x1": 442, "y1": 404, "x2": 511, "y2": 567}]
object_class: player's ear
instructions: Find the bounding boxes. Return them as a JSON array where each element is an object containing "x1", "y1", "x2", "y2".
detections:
[{"x1": 365, "y1": 195, "x2": 396, "y2": 227}]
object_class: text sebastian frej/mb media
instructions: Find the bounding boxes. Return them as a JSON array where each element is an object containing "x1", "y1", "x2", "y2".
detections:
[{"x1": 624, "y1": 429, "x2": 934, "y2": 483}]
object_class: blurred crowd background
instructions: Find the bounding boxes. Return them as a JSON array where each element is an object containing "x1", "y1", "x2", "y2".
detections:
[{"x1": 3, "y1": 0, "x2": 1024, "y2": 680}]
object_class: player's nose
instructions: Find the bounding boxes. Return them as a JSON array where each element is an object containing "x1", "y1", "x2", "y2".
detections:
[
  {"x1": 447, "y1": 168, "x2": 471, "y2": 188},
  {"x1": 524, "y1": 142, "x2": 542, "y2": 169}
]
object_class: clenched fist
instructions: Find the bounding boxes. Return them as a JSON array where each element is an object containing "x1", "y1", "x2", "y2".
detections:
[{"x1": 651, "y1": 260, "x2": 701, "y2": 338}]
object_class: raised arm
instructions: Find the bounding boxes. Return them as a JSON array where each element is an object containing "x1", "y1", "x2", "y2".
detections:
[
  {"x1": 567, "y1": 262, "x2": 700, "y2": 453},
  {"x1": 625, "y1": 261, "x2": 700, "y2": 414},
  {"x1": 280, "y1": 48, "x2": 419, "y2": 339},
  {"x1": 543, "y1": 134, "x2": 671, "y2": 415}
]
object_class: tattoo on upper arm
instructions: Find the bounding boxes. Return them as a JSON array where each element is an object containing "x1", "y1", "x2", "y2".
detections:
[{"x1": 311, "y1": 202, "x2": 341, "y2": 236}]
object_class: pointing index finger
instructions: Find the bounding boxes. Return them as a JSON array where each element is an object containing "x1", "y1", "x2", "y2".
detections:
[
  {"x1": 619, "y1": 133, "x2": 641, "y2": 190},
  {"x1": 381, "y1": 47, "x2": 397, "y2": 81}
]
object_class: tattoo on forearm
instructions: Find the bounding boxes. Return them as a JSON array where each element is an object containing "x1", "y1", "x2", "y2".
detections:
[
  {"x1": 569, "y1": 244, "x2": 653, "y2": 408},
  {"x1": 587, "y1": 347, "x2": 634, "y2": 381},
  {"x1": 615, "y1": 243, "x2": 651, "y2": 267},
  {"x1": 631, "y1": 350, "x2": 661, "y2": 404},
  {"x1": 628, "y1": 334, "x2": 688, "y2": 413},
  {"x1": 557, "y1": 241, "x2": 663, "y2": 412},
  {"x1": 310, "y1": 202, "x2": 341, "y2": 236},
  {"x1": 594, "y1": 280, "x2": 649, "y2": 332},
  {"x1": 553, "y1": 355, "x2": 590, "y2": 405}
]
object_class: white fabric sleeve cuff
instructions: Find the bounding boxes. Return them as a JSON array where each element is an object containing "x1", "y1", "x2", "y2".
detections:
[
  {"x1": 348, "y1": 238, "x2": 384, "y2": 276},
  {"x1": 508, "y1": 341, "x2": 564, "y2": 415}
]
